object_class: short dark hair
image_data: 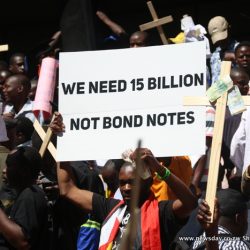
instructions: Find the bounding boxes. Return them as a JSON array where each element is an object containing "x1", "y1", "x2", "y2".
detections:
[
  {"x1": 103, "y1": 159, "x2": 125, "y2": 172},
  {"x1": 6, "y1": 146, "x2": 42, "y2": 189},
  {"x1": 217, "y1": 188, "x2": 248, "y2": 217},
  {"x1": 7, "y1": 74, "x2": 31, "y2": 94},
  {"x1": 235, "y1": 41, "x2": 250, "y2": 54},
  {"x1": 16, "y1": 116, "x2": 34, "y2": 141},
  {"x1": 9, "y1": 52, "x2": 25, "y2": 65}
]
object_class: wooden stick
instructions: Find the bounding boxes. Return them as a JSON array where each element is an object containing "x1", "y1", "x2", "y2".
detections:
[
  {"x1": 205, "y1": 61, "x2": 231, "y2": 222},
  {"x1": 183, "y1": 95, "x2": 250, "y2": 107},
  {"x1": 183, "y1": 96, "x2": 211, "y2": 106},
  {"x1": 39, "y1": 114, "x2": 55, "y2": 157},
  {"x1": 120, "y1": 140, "x2": 142, "y2": 250},
  {"x1": 39, "y1": 127, "x2": 53, "y2": 158},
  {"x1": 33, "y1": 118, "x2": 57, "y2": 161},
  {"x1": 139, "y1": 16, "x2": 173, "y2": 31}
]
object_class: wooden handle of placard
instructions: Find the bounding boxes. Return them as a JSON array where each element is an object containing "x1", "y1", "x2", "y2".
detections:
[{"x1": 205, "y1": 61, "x2": 232, "y2": 222}]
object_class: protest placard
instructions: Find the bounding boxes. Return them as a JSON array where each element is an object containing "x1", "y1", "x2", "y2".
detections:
[{"x1": 57, "y1": 42, "x2": 206, "y2": 161}]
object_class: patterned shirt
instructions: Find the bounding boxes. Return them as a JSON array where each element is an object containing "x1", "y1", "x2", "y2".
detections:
[
  {"x1": 210, "y1": 40, "x2": 238, "y2": 84},
  {"x1": 192, "y1": 226, "x2": 250, "y2": 250}
]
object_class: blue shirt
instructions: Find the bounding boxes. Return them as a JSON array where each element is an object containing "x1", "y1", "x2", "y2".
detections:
[{"x1": 210, "y1": 40, "x2": 238, "y2": 84}]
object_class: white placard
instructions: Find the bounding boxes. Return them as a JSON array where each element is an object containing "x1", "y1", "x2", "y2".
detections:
[{"x1": 58, "y1": 42, "x2": 206, "y2": 161}]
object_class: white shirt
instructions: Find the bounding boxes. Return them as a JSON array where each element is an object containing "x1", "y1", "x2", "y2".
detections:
[
  {"x1": 4, "y1": 99, "x2": 35, "y2": 122},
  {"x1": 230, "y1": 108, "x2": 250, "y2": 175}
]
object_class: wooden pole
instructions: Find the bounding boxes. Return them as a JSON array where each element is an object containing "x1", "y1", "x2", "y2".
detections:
[
  {"x1": 205, "y1": 61, "x2": 231, "y2": 222},
  {"x1": 182, "y1": 61, "x2": 245, "y2": 222},
  {"x1": 120, "y1": 140, "x2": 142, "y2": 250}
]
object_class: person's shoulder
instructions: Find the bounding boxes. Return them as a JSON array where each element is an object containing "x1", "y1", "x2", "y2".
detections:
[
  {"x1": 26, "y1": 99, "x2": 33, "y2": 104},
  {"x1": 93, "y1": 192, "x2": 120, "y2": 206},
  {"x1": 21, "y1": 99, "x2": 33, "y2": 108},
  {"x1": 17, "y1": 185, "x2": 46, "y2": 201},
  {"x1": 92, "y1": 193, "x2": 122, "y2": 222}
]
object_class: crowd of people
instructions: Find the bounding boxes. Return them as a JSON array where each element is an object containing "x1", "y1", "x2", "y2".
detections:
[{"x1": 0, "y1": 3, "x2": 250, "y2": 250}]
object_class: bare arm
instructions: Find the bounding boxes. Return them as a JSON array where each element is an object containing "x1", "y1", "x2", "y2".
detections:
[
  {"x1": 191, "y1": 154, "x2": 206, "y2": 194},
  {"x1": 96, "y1": 10, "x2": 126, "y2": 36},
  {"x1": 50, "y1": 112, "x2": 94, "y2": 212},
  {"x1": 57, "y1": 162, "x2": 93, "y2": 212},
  {"x1": 0, "y1": 209, "x2": 30, "y2": 249},
  {"x1": 192, "y1": 137, "x2": 212, "y2": 188},
  {"x1": 164, "y1": 173, "x2": 197, "y2": 219},
  {"x1": 131, "y1": 148, "x2": 197, "y2": 219}
]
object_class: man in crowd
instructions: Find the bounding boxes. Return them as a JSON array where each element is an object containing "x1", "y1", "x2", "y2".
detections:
[
  {"x1": 53, "y1": 111, "x2": 197, "y2": 249},
  {"x1": 0, "y1": 146, "x2": 48, "y2": 249},
  {"x1": 195, "y1": 188, "x2": 250, "y2": 249},
  {"x1": 208, "y1": 16, "x2": 238, "y2": 84},
  {"x1": 2, "y1": 74, "x2": 34, "y2": 122},
  {"x1": 8, "y1": 53, "x2": 27, "y2": 75},
  {"x1": 129, "y1": 31, "x2": 150, "y2": 48},
  {"x1": 235, "y1": 41, "x2": 250, "y2": 78}
]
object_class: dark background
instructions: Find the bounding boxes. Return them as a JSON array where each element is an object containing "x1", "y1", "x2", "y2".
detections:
[{"x1": 0, "y1": 0, "x2": 249, "y2": 59}]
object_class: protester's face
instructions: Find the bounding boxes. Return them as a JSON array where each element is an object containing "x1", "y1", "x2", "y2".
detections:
[
  {"x1": 15, "y1": 131, "x2": 26, "y2": 147},
  {"x1": 3, "y1": 77, "x2": 22, "y2": 103},
  {"x1": 232, "y1": 72, "x2": 249, "y2": 95},
  {"x1": 129, "y1": 34, "x2": 147, "y2": 48},
  {"x1": 10, "y1": 56, "x2": 25, "y2": 74},
  {"x1": 119, "y1": 165, "x2": 135, "y2": 203},
  {"x1": 235, "y1": 46, "x2": 250, "y2": 72},
  {"x1": 119, "y1": 165, "x2": 152, "y2": 206}
]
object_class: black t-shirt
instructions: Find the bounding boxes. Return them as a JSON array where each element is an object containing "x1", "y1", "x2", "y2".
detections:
[
  {"x1": 92, "y1": 193, "x2": 184, "y2": 250},
  {"x1": 0, "y1": 183, "x2": 17, "y2": 215},
  {"x1": 0, "y1": 185, "x2": 48, "y2": 250},
  {"x1": 52, "y1": 162, "x2": 105, "y2": 250}
]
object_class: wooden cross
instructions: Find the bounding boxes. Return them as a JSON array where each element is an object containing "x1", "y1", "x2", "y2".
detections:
[
  {"x1": 184, "y1": 61, "x2": 250, "y2": 221},
  {"x1": 0, "y1": 44, "x2": 8, "y2": 52},
  {"x1": 33, "y1": 117, "x2": 57, "y2": 160},
  {"x1": 139, "y1": 1, "x2": 173, "y2": 45}
]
